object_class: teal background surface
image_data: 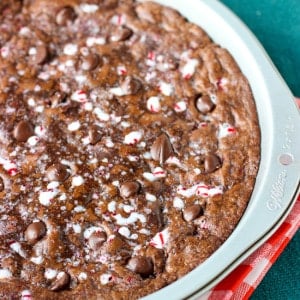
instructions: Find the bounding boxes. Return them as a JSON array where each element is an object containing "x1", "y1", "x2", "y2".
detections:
[{"x1": 220, "y1": 0, "x2": 300, "y2": 299}]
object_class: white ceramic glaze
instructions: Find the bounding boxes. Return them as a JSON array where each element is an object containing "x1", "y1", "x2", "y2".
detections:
[{"x1": 138, "y1": 0, "x2": 300, "y2": 299}]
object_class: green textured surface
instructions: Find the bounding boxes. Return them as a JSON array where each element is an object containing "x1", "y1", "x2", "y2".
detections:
[
  {"x1": 220, "y1": 0, "x2": 300, "y2": 298},
  {"x1": 220, "y1": 0, "x2": 300, "y2": 96}
]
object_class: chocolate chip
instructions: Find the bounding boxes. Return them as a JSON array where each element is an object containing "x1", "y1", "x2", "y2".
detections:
[
  {"x1": 195, "y1": 94, "x2": 215, "y2": 114},
  {"x1": 151, "y1": 133, "x2": 174, "y2": 164},
  {"x1": 50, "y1": 271, "x2": 70, "y2": 291},
  {"x1": 56, "y1": 6, "x2": 77, "y2": 26},
  {"x1": 204, "y1": 153, "x2": 222, "y2": 173},
  {"x1": 121, "y1": 76, "x2": 142, "y2": 95},
  {"x1": 24, "y1": 221, "x2": 47, "y2": 245},
  {"x1": 183, "y1": 204, "x2": 203, "y2": 222},
  {"x1": 110, "y1": 26, "x2": 133, "y2": 42},
  {"x1": 46, "y1": 163, "x2": 69, "y2": 182},
  {"x1": 33, "y1": 44, "x2": 48, "y2": 65},
  {"x1": 88, "y1": 231, "x2": 107, "y2": 251},
  {"x1": 127, "y1": 256, "x2": 154, "y2": 277},
  {"x1": 80, "y1": 53, "x2": 101, "y2": 71},
  {"x1": 0, "y1": 177, "x2": 4, "y2": 192},
  {"x1": 13, "y1": 120, "x2": 34, "y2": 142},
  {"x1": 120, "y1": 181, "x2": 140, "y2": 198},
  {"x1": 88, "y1": 125, "x2": 103, "y2": 145}
]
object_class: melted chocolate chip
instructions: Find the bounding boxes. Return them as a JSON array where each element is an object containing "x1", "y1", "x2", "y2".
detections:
[
  {"x1": 46, "y1": 163, "x2": 69, "y2": 182},
  {"x1": 13, "y1": 120, "x2": 34, "y2": 142},
  {"x1": 120, "y1": 181, "x2": 140, "y2": 198},
  {"x1": 110, "y1": 26, "x2": 133, "y2": 42},
  {"x1": 81, "y1": 53, "x2": 101, "y2": 71},
  {"x1": 127, "y1": 256, "x2": 154, "y2": 277},
  {"x1": 0, "y1": 177, "x2": 4, "y2": 192},
  {"x1": 50, "y1": 271, "x2": 70, "y2": 291},
  {"x1": 204, "y1": 153, "x2": 222, "y2": 173},
  {"x1": 88, "y1": 126, "x2": 103, "y2": 145},
  {"x1": 32, "y1": 44, "x2": 48, "y2": 65},
  {"x1": 183, "y1": 204, "x2": 203, "y2": 222},
  {"x1": 121, "y1": 76, "x2": 142, "y2": 94},
  {"x1": 195, "y1": 95, "x2": 215, "y2": 114},
  {"x1": 88, "y1": 231, "x2": 107, "y2": 251},
  {"x1": 56, "y1": 6, "x2": 77, "y2": 26},
  {"x1": 151, "y1": 133, "x2": 174, "y2": 164},
  {"x1": 24, "y1": 221, "x2": 47, "y2": 245}
]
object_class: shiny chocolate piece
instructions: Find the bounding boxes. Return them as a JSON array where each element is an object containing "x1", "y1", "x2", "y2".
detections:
[
  {"x1": 151, "y1": 133, "x2": 174, "y2": 164},
  {"x1": 0, "y1": 177, "x2": 4, "y2": 192},
  {"x1": 88, "y1": 231, "x2": 107, "y2": 251},
  {"x1": 88, "y1": 126, "x2": 103, "y2": 145},
  {"x1": 183, "y1": 204, "x2": 203, "y2": 222},
  {"x1": 24, "y1": 221, "x2": 47, "y2": 245},
  {"x1": 46, "y1": 164, "x2": 69, "y2": 182},
  {"x1": 120, "y1": 181, "x2": 140, "y2": 198},
  {"x1": 33, "y1": 44, "x2": 48, "y2": 65},
  {"x1": 127, "y1": 256, "x2": 154, "y2": 277},
  {"x1": 80, "y1": 53, "x2": 101, "y2": 71},
  {"x1": 110, "y1": 26, "x2": 133, "y2": 42},
  {"x1": 195, "y1": 94, "x2": 215, "y2": 114},
  {"x1": 50, "y1": 272, "x2": 70, "y2": 291},
  {"x1": 204, "y1": 153, "x2": 222, "y2": 173},
  {"x1": 121, "y1": 76, "x2": 142, "y2": 94},
  {"x1": 56, "y1": 6, "x2": 77, "y2": 26},
  {"x1": 13, "y1": 120, "x2": 34, "y2": 142}
]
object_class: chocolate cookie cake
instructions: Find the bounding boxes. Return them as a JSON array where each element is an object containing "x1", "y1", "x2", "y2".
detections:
[{"x1": 0, "y1": 1, "x2": 260, "y2": 299}]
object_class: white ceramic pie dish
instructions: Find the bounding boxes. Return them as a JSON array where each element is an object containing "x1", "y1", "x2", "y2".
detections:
[{"x1": 138, "y1": 0, "x2": 300, "y2": 299}]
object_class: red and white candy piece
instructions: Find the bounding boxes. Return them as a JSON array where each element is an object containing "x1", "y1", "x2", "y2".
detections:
[
  {"x1": 173, "y1": 101, "x2": 187, "y2": 113},
  {"x1": 27, "y1": 136, "x2": 39, "y2": 146},
  {"x1": 63, "y1": 43, "x2": 78, "y2": 56},
  {"x1": 149, "y1": 228, "x2": 169, "y2": 249},
  {"x1": 177, "y1": 183, "x2": 223, "y2": 198},
  {"x1": 124, "y1": 131, "x2": 143, "y2": 145},
  {"x1": 218, "y1": 123, "x2": 237, "y2": 138},
  {"x1": 153, "y1": 167, "x2": 167, "y2": 178},
  {"x1": 217, "y1": 77, "x2": 229, "y2": 91},
  {"x1": 80, "y1": 3, "x2": 99, "y2": 13},
  {"x1": 71, "y1": 90, "x2": 88, "y2": 103},
  {"x1": 39, "y1": 183, "x2": 59, "y2": 206},
  {"x1": 86, "y1": 36, "x2": 106, "y2": 47},
  {"x1": 0, "y1": 47, "x2": 9, "y2": 58},
  {"x1": 158, "y1": 81, "x2": 173, "y2": 96},
  {"x1": 111, "y1": 14, "x2": 126, "y2": 25},
  {"x1": 0, "y1": 157, "x2": 18, "y2": 176},
  {"x1": 146, "y1": 96, "x2": 161, "y2": 113},
  {"x1": 94, "y1": 107, "x2": 110, "y2": 122},
  {"x1": 180, "y1": 58, "x2": 199, "y2": 80},
  {"x1": 21, "y1": 290, "x2": 32, "y2": 300},
  {"x1": 117, "y1": 65, "x2": 127, "y2": 76}
]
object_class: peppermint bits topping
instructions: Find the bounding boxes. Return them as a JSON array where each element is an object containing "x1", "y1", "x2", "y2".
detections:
[{"x1": 124, "y1": 131, "x2": 143, "y2": 145}]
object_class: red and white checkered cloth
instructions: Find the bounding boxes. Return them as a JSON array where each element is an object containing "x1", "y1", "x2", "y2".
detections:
[{"x1": 198, "y1": 195, "x2": 299, "y2": 300}]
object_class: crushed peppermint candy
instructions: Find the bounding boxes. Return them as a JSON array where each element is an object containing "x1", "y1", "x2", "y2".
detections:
[
  {"x1": 111, "y1": 14, "x2": 126, "y2": 25},
  {"x1": 27, "y1": 136, "x2": 39, "y2": 146},
  {"x1": 44, "y1": 268, "x2": 58, "y2": 280},
  {"x1": 145, "y1": 193, "x2": 157, "y2": 202},
  {"x1": 181, "y1": 58, "x2": 199, "y2": 79},
  {"x1": 80, "y1": 3, "x2": 99, "y2": 13},
  {"x1": 114, "y1": 212, "x2": 146, "y2": 225},
  {"x1": 71, "y1": 90, "x2": 88, "y2": 102},
  {"x1": 149, "y1": 228, "x2": 169, "y2": 249},
  {"x1": 63, "y1": 43, "x2": 78, "y2": 56},
  {"x1": 159, "y1": 81, "x2": 173, "y2": 96},
  {"x1": 68, "y1": 121, "x2": 81, "y2": 132},
  {"x1": 174, "y1": 101, "x2": 187, "y2": 113},
  {"x1": 72, "y1": 175, "x2": 84, "y2": 187},
  {"x1": 39, "y1": 188, "x2": 59, "y2": 206},
  {"x1": 21, "y1": 290, "x2": 32, "y2": 300},
  {"x1": 124, "y1": 131, "x2": 143, "y2": 145},
  {"x1": 153, "y1": 167, "x2": 167, "y2": 178},
  {"x1": 0, "y1": 269, "x2": 12, "y2": 279},
  {"x1": 173, "y1": 197, "x2": 185, "y2": 209},
  {"x1": 93, "y1": 107, "x2": 110, "y2": 122},
  {"x1": 117, "y1": 65, "x2": 127, "y2": 76},
  {"x1": 0, "y1": 157, "x2": 18, "y2": 176},
  {"x1": 177, "y1": 183, "x2": 223, "y2": 198},
  {"x1": 218, "y1": 123, "x2": 237, "y2": 138},
  {"x1": 146, "y1": 96, "x2": 161, "y2": 113}
]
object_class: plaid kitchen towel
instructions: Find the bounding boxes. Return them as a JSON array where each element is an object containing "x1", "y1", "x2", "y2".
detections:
[{"x1": 199, "y1": 194, "x2": 300, "y2": 300}]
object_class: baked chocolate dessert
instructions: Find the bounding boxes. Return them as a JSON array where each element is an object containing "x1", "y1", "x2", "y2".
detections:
[{"x1": 0, "y1": 1, "x2": 260, "y2": 299}]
